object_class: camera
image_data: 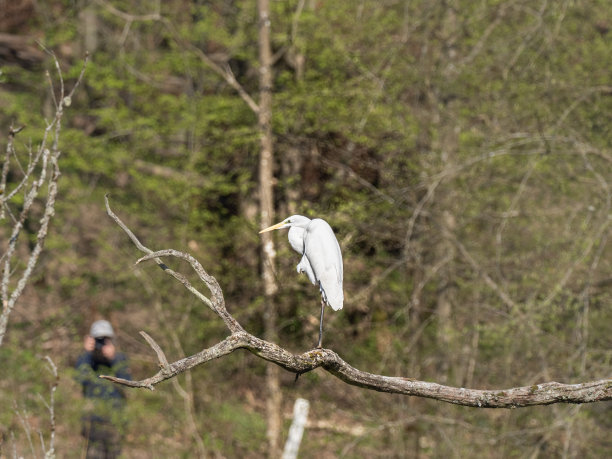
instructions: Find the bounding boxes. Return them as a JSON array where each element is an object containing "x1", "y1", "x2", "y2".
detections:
[
  {"x1": 94, "y1": 337, "x2": 107, "y2": 350},
  {"x1": 92, "y1": 336, "x2": 111, "y2": 365}
]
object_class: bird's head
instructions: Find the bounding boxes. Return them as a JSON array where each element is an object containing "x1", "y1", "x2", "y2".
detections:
[{"x1": 259, "y1": 215, "x2": 311, "y2": 233}]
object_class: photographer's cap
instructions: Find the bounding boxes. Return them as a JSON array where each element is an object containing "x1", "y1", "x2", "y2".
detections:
[{"x1": 90, "y1": 320, "x2": 115, "y2": 338}]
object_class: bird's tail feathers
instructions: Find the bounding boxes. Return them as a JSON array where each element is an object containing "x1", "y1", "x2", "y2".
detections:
[{"x1": 322, "y1": 289, "x2": 343, "y2": 311}]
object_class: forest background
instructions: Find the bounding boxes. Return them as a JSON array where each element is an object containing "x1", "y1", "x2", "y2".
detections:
[{"x1": 0, "y1": 0, "x2": 610, "y2": 457}]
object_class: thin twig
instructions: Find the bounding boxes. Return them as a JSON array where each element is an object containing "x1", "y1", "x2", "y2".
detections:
[
  {"x1": 43, "y1": 356, "x2": 58, "y2": 456},
  {"x1": 14, "y1": 403, "x2": 36, "y2": 459},
  {"x1": 139, "y1": 331, "x2": 171, "y2": 375},
  {"x1": 136, "y1": 249, "x2": 242, "y2": 333},
  {"x1": 105, "y1": 196, "x2": 243, "y2": 334}
]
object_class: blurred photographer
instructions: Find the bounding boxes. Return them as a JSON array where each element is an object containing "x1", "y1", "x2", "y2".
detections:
[{"x1": 75, "y1": 320, "x2": 131, "y2": 459}]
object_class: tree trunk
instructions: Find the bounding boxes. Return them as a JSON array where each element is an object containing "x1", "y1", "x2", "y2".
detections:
[{"x1": 257, "y1": 0, "x2": 282, "y2": 457}]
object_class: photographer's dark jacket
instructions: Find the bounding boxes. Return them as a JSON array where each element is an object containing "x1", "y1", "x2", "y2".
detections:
[{"x1": 75, "y1": 351, "x2": 131, "y2": 409}]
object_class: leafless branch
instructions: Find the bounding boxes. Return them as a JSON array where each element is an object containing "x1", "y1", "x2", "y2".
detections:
[
  {"x1": 12, "y1": 356, "x2": 59, "y2": 458},
  {"x1": 104, "y1": 195, "x2": 243, "y2": 335},
  {"x1": 0, "y1": 53, "x2": 88, "y2": 347},
  {"x1": 14, "y1": 403, "x2": 36, "y2": 458},
  {"x1": 132, "y1": 269, "x2": 212, "y2": 456},
  {"x1": 42, "y1": 356, "x2": 58, "y2": 457},
  {"x1": 101, "y1": 199, "x2": 611, "y2": 407}
]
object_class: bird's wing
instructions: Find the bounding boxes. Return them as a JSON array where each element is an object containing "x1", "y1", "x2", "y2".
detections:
[
  {"x1": 304, "y1": 219, "x2": 344, "y2": 311},
  {"x1": 288, "y1": 226, "x2": 305, "y2": 255},
  {"x1": 288, "y1": 226, "x2": 316, "y2": 284},
  {"x1": 297, "y1": 255, "x2": 317, "y2": 285}
]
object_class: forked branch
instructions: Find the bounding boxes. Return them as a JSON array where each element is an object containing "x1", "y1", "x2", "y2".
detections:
[{"x1": 102, "y1": 199, "x2": 612, "y2": 408}]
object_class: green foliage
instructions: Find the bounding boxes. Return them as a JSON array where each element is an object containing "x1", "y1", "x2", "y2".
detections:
[{"x1": 0, "y1": 0, "x2": 610, "y2": 456}]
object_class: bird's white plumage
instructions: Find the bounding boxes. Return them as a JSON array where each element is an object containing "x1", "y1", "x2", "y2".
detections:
[
  {"x1": 303, "y1": 219, "x2": 344, "y2": 310},
  {"x1": 288, "y1": 226, "x2": 316, "y2": 285},
  {"x1": 272, "y1": 215, "x2": 343, "y2": 311},
  {"x1": 259, "y1": 214, "x2": 344, "y2": 347}
]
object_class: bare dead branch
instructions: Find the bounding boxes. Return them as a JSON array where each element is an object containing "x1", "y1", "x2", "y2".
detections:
[
  {"x1": 102, "y1": 329, "x2": 612, "y2": 407},
  {"x1": 0, "y1": 54, "x2": 88, "y2": 346},
  {"x1": 101, "y1": 334, "x2": 243, "y2": 390},
  {"x1": 102, "y1": 200, "x2": 612, "y2": 408},
  {"x1": 42, "y1": 356, "x2": 58, "y2": 457},
  {"x1": 104, "y1": 196, "x2": 243, "y2": 334},
  {"x1": 14, "y1": 402, "x2": 36, "y2": 458},
  {"x1": 139, "y1": 331, "x2": 171, "y2": 375},
  {"x1": 136, "y1": 250, "x2": 223, "y2": 309},
  {"x1": 136, "y1": 250, "x2": 242, "y2": 334}
]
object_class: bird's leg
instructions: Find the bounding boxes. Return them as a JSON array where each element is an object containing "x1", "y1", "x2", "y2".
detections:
[{"x1": 317, "y1": 298, "x2": 325, "y2": 348}]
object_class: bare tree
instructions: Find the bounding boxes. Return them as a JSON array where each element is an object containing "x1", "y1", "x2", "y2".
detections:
[
  {"x1": 101, "y1": 197, "x2": 611, "y2": 408},
  {"x1": 0, "y1": 54, "x2": 87, "y2": 347}
]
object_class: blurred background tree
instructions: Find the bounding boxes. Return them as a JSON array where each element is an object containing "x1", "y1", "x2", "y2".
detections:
[{"x1": 0, "y1": 0, "x2": 610, "y2": 457}]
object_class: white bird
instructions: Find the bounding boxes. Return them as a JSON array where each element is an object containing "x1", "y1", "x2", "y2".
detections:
[{"x1": 260, "y1": 215, "x2": 343, "y2": 348}]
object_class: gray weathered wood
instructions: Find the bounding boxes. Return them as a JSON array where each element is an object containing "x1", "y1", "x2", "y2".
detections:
[{"x1": 101, "y1": 199, "x2": 612, "y2": 408}]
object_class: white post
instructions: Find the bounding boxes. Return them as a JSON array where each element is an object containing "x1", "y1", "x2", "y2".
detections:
[{"x1": 282, "y1": 398, "x2": 310, "y2": 459}]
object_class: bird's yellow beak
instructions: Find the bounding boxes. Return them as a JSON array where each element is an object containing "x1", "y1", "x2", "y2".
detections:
[{"x1": 259, "y1": 221, "x2": 287, "y2": 234}]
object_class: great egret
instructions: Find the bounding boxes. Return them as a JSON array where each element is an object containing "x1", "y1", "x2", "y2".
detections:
[{"x1": 259, "y1": 215, "x2": 344, "y2": 348}]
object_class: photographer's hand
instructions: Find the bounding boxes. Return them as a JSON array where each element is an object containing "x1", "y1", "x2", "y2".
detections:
[
  {"x1": 84, "y1": 335, "x2": 95, "y2": 352},
  {"x1": 102, "y1": 340, "x2": 116, "y2": 361}
]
